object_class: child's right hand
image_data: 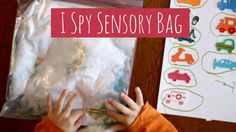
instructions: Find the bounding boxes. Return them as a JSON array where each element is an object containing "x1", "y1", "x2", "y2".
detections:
[
  {"x1": 107, "y1": 87, "x2": 144, "y2": 131},
  {"x1": 47, "y1": 89, "x2": 85, "y2": 132}
]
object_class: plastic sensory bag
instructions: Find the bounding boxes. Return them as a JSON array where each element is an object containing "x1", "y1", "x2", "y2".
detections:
[{"x1": 1, "y1": 0, "x2": 142, "y2": 126}]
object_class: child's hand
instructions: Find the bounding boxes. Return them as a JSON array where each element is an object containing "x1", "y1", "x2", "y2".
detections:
[
  {"x1": 107, "y1": 87, "x2": 144, "y2": 131},
  {"x1": 47, "y1": 89, "x2": 85, "y2": 132}
]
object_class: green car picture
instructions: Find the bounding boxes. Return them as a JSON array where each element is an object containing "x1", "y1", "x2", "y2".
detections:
[{"x1": 216, "y1": 39, "x2": 235, "y2": 53}]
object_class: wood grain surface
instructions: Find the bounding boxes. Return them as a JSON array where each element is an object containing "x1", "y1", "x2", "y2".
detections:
[{"x1": 0, "y1": 0, "x2": 235, "y2": 131}]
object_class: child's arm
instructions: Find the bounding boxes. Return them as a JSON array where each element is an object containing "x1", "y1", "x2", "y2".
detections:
[
  {"x1": 35, "y1": 89, "x2": 85, "y2": 132},
  {"x1": 107, "y1": 87, "x2": 178, "y2": 132}
]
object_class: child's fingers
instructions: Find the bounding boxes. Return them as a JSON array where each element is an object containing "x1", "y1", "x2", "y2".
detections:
[
  {"x1": 107, "y1": 110, "x2": 126, "y2": 124},
  {"x1": 47, "y1": 93, "x2": 52, "y2": 114},
  {"x1": 62, "y1": 92, "x2": 78, "y2": 117},
  {"x1": 70, "y1": 110, "x2": 83, "y2": 123},
  {"x1": 110, "y1": 123, "x2": 127, "y2": 131},
  {"x1": 135, "y1": 87, "x2": 144, "y2": 106},
  {"x1": 119, "y1": 92, "x2": 138, "y2": 110},
  {"x1": 55, "y1": 89, "x2": 68, "y2": 114},
  {"x1": 108, "y1": 98, "x2": 132, "y2": 115},
  {"x1": 74, "y1": 115, "x2": 85, "y2": 130}
]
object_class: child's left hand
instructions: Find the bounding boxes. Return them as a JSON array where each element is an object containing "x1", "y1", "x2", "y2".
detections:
[
  {"x1": 107, "y1": 87, "x2": 144, "y2": 131},
  {"x1": 47, "y1": 89, "x2": 85, "y2": 132}
]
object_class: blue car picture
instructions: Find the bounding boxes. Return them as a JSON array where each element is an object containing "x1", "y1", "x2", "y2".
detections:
[
  {"x1": 213, "y1": 58, "x2": 236, "y2": 69},
  {"x1": 218, "y1": 0, "x2": 236, "y2": 12}
]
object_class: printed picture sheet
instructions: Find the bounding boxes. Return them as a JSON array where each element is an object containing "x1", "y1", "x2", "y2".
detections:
[{"x1": 157, "y1": 0, "x2": 236, "y2": 123}]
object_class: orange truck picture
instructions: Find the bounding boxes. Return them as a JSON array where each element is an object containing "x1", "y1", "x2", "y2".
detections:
[
  {"x1": 177, "y1": 0, "x2": 201, "y2": 7},
  {"x1": 216, "y1": 17, "x2": 236, "y2": 34}
]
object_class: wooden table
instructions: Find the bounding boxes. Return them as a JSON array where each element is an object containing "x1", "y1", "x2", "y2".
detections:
[{"x1": 0, "y1": 0, "x2": 235, "y2": 131}]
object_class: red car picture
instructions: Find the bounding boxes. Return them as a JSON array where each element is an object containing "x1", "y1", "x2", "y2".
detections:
[{"x1": 168, "y1": 70, "x2": 191, "y2": 83}]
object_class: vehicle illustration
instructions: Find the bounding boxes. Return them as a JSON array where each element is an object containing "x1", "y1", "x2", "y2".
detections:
[
  {"x1": 177, "y1": 29, "x2": 196, "y2": 43},
  {"x1": 216, "y1": 39, "x2": 235, "y2": 53},
  {"x1": 216, "y1": 17, "x2": 236, "y2": 34},
  {"x1": 192, "y1": 16, "x2": 200, "y2": 25},
  {"x1": 213, "y1": 58, "x2": 236, "y2": 69},
  {"x1": 168, "y1": 70, "x2": 191, "y2": 83},
  {"x1": 218, "y1": 0, "x2": 236, "y2": 12},
  {"x1": 163, "y1": 90, "x2": 187, "y2": 105},
  {"x1": 171, "y1": 48, "x2": 195, "y2": 64},
  {"x1": 177, "y1": 0, "x2": 201, "y2": 7}
]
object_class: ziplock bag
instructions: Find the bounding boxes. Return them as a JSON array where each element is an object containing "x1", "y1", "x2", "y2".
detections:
[{"x1": 1, "y1": 0, "x2": 143, "y2": 126}]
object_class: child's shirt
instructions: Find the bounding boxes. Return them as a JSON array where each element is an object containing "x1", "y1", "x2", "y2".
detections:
[{"x1": 35, "y1": 102, "x2": 178, "y2": 132}]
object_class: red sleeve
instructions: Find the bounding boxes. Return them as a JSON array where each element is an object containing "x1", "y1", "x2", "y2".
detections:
[
  {"x1": 34, "y1": 117, "x2": 64, "y2": 132},
  {"x1": 125, "y1": 102, "x2": 178, "y2": 132}
]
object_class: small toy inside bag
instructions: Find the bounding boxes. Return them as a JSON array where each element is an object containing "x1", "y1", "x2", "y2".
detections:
[{"x1": 1, "y1": 0, "x2": 142, "y2": 126}]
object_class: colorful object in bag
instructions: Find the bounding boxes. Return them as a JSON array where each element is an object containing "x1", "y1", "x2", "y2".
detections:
[
  {"x1": 218, "y1": 0, "x2": 236, "y2": 12},
  {"x1": 216, "y1": 39, "x2": 235, "y2": 53}
]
